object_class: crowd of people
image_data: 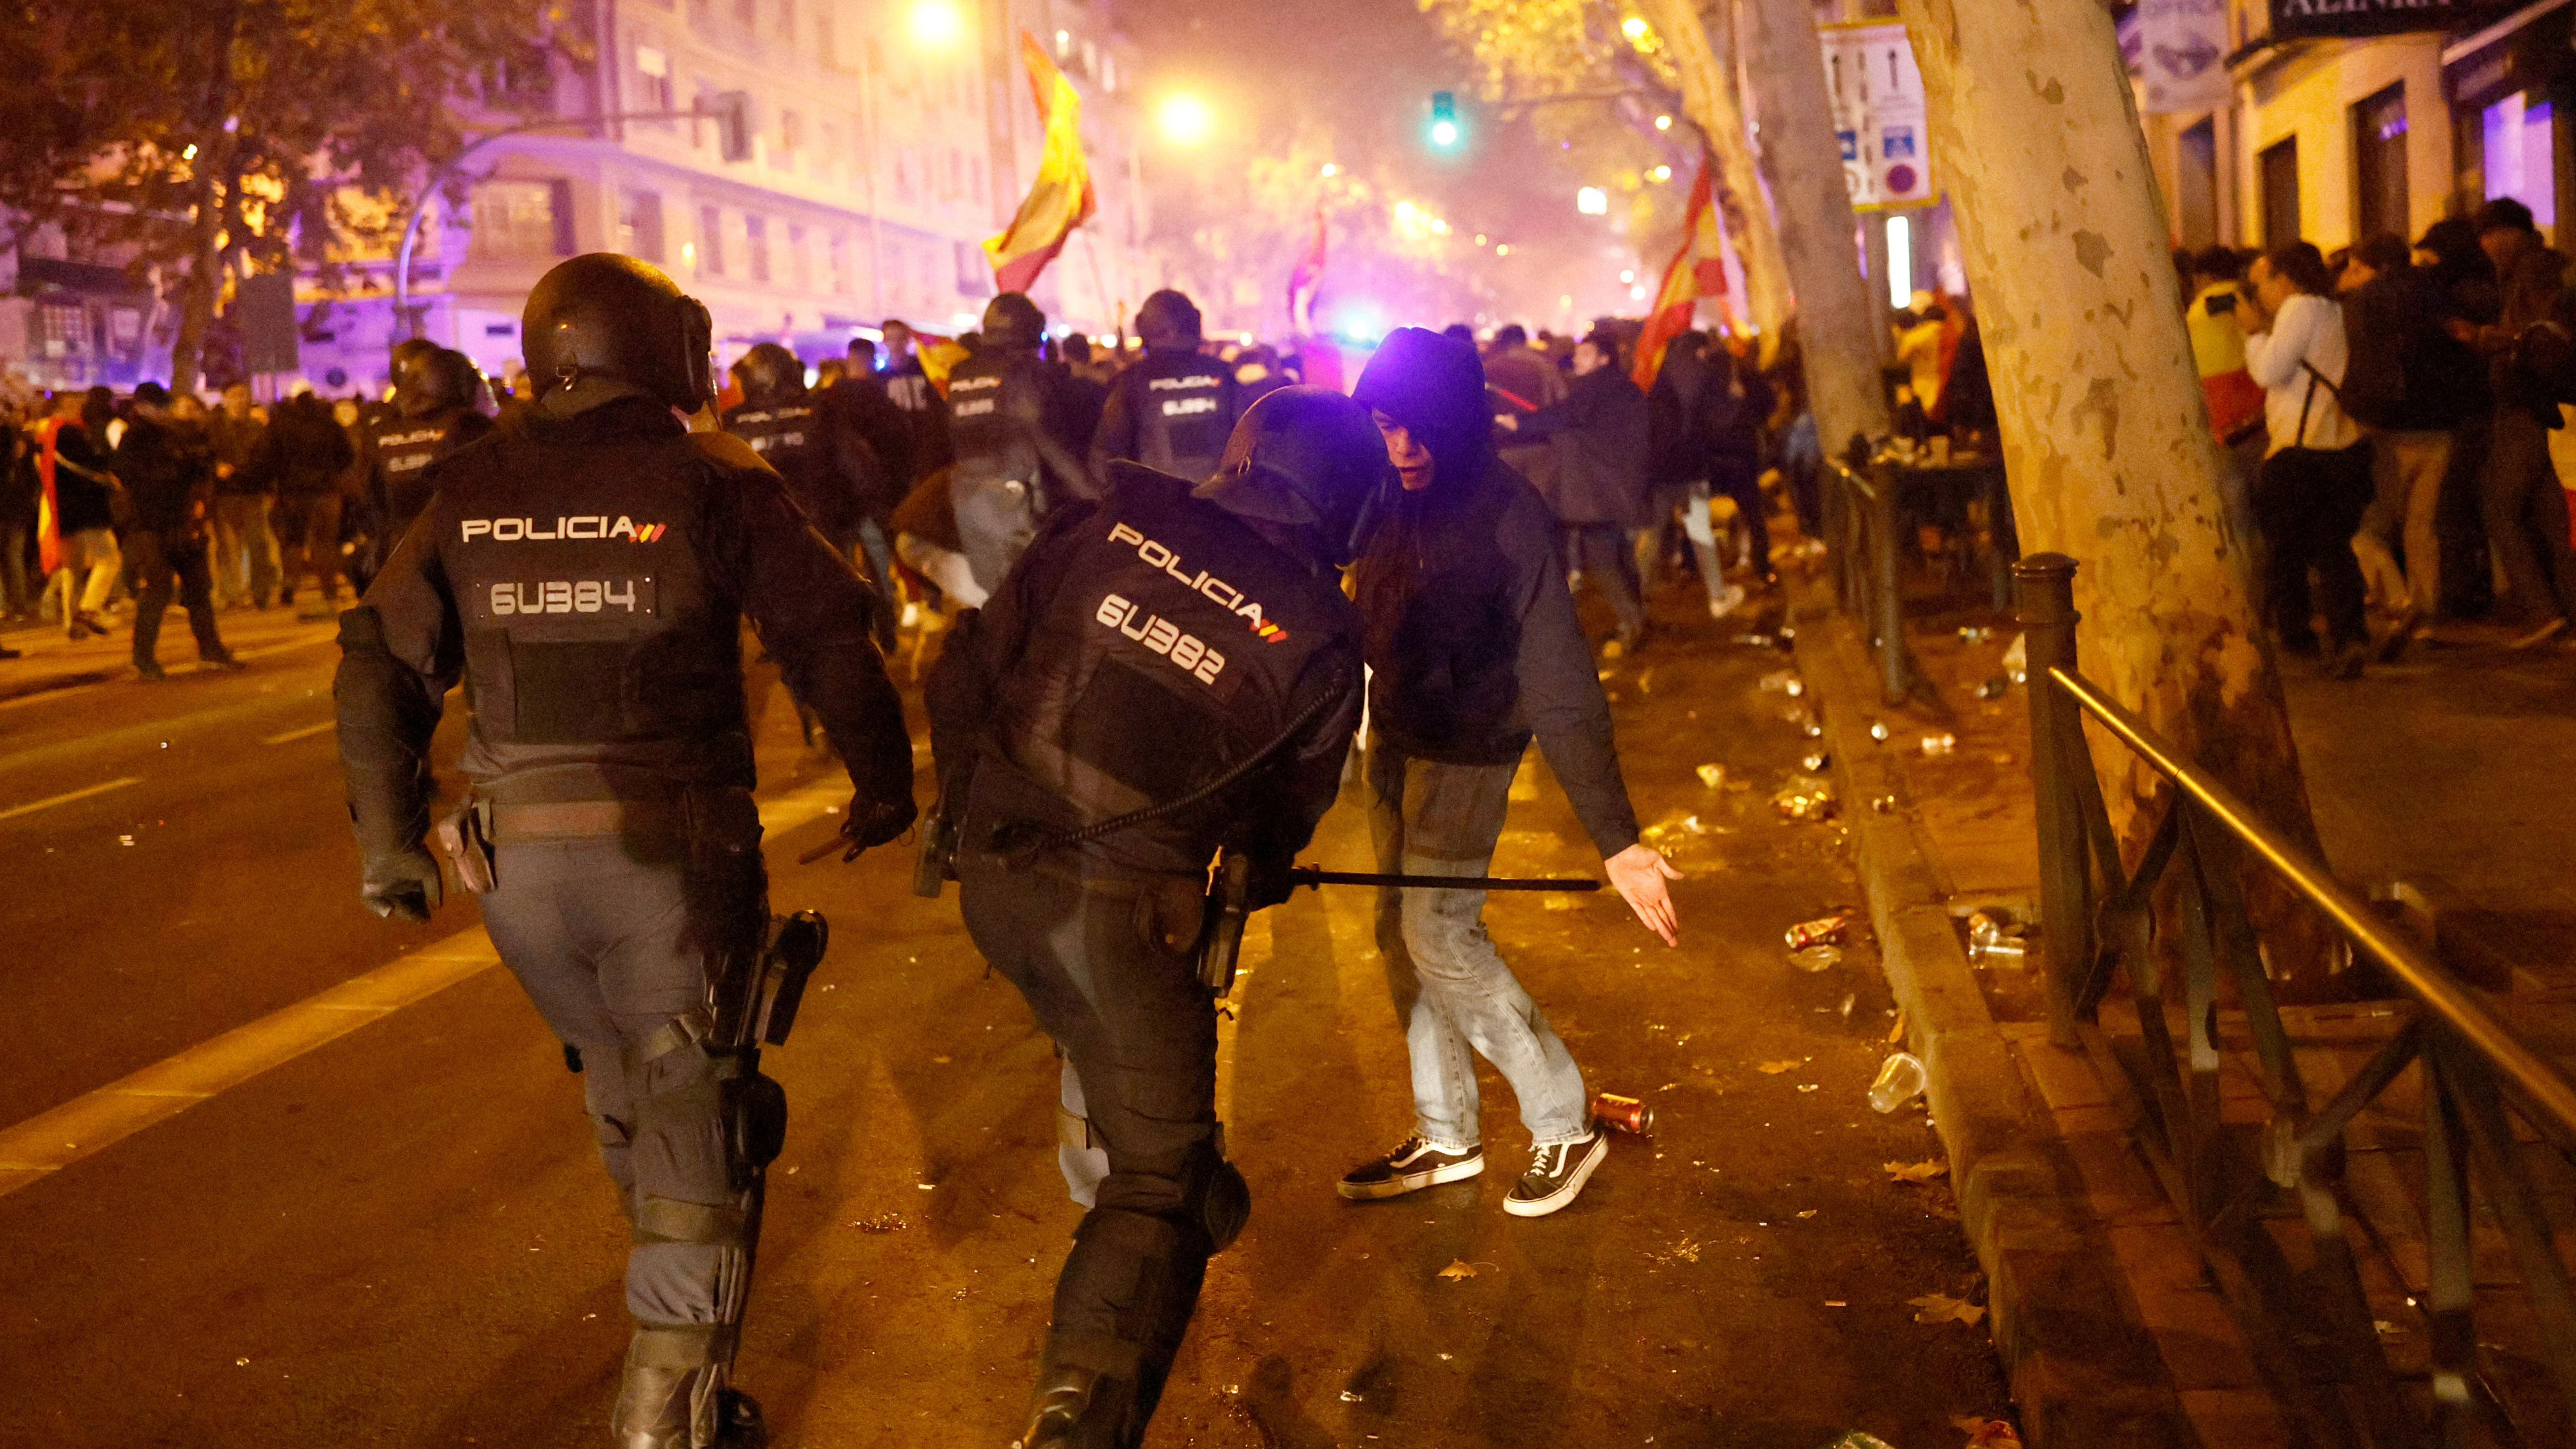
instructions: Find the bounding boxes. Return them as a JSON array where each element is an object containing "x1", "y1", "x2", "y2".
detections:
[{"x1": 2181, "y1": 196, "x2": 2576, "y2": 676}]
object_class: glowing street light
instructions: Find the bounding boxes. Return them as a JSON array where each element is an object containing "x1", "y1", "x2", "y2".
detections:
[
  {"x1": 1430, "y1": 217, "x2": 1450, "y2": 235},
  {"x1": 1654, "y1": 114, "x2": 1673, "y2": 131},
  {"x1": 1619, "y1": 269, "x2": 1636, "y2": 284},
  {"x1": 1495, "y1": 243, "x2": 1512, "y2": 256},
  {"x1": 1650, "y1": 164, "x2": 1672, "y2": 182},
  {"x1": 1577, "y1": 186, "x2": 1608, "y2": 215},
  {"x1": 1320, "y1": 162, "x2": 1339, "y2": 178},
  {"x1": 910, "y1": 0, "x2": 967, "y2": 46},
  {"x1": 1157, "y1": 93, "x2": 1215, "y2": 146},
  {"x1": 1622, "y1": 16, "x2": 1650, "y2": 40}
]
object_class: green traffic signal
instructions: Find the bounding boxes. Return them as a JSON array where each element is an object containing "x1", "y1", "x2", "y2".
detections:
[{"x1": 1429, "y1": 91, "x2": 1460, "y2": 150}]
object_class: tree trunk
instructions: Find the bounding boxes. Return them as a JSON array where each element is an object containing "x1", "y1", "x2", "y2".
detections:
[
  {"x1": 1894, "y1": 0, "x2": 2334, "y2": 991},
  {"x1": 1737, "y1": 0, "x2": 1893, "y2": 459},
  {"x1": 1635, "y1": 0, "x2": 1793, "y2": 341},
  {"x1": 165, "y1": 173, "x2": 227, "y2": 393}
]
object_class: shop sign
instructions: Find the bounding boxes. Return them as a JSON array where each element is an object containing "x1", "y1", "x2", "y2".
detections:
[
  {"x1": 2269, "y1": 0, "x2": 2507, "y2": 40},
  {"x1": 1820, "y1": 21, "x2": 1935, "y2": 210}
]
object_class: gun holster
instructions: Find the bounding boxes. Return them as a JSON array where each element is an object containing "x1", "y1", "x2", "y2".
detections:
[
  {"x1": 747, "y1": 912, "x2": 830, "y2": 1048},
  {"x1": 1196, "y1": 851, "x2": 1254, "y2": 996},
  {"x1": 913, "y1": 806, "x2": 961, "y2": 898},
  {"x1": 433, "y1": 798, "x2": 495, "y2": 895}
]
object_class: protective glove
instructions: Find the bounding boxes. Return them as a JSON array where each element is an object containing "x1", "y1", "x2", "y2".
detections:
[
  {"x1": 1246, "y1": 852, "x2": 1297, "y2": 912},
  {"x1": 362, "y1": 845, "x2": 445, "y2": 923},
  {"x1": 850, "y1": 792, "x2": 919, "y2": 850}
]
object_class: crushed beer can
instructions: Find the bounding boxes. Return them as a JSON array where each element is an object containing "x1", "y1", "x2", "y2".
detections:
[
  {"x1": 1785, "y1": 913, "x2": 1853, "y2": 950},
  {"x1": 1968, "y1": 909, "x2": 2029, "y2": 963},
  {"x1": 1594, "y1": 1092, "x2": 1655, "y2": 1135}
]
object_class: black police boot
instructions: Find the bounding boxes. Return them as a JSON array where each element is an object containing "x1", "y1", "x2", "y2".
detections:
[
  {"x1": 610, "y1": 1363, "x2": 698, "y2": 1449},
  {"x1": 711, "y1": 1389, "x2": 768, "y2": 1449},
  {"x1": 1012, "y1": 1360, "x2": 1105, "y2": 1449}
]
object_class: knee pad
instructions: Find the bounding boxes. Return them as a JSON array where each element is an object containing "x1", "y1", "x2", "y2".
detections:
[
  {"x1": 721, "y1": 1062, "x2": 788, "y2": 1192},
  {"x1": 1198, "y1": 1155, "x2": 1250, "y2": 1255}
]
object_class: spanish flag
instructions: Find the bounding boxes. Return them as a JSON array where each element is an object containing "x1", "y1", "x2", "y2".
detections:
[
  {"x1": 984, "y1": 31, "x2": 1096, "y2": 296},
  {"x1": 1631, "y1": 154, "x2": 1730, "y2": 390}
]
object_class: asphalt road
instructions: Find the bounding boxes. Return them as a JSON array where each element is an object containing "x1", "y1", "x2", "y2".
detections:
[{"x1": 0, "y1": 587, "x2": 2009, "y2": 1448}]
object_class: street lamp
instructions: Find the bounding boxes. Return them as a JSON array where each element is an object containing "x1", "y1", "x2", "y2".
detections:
[
  {"x1": 1577, "y1": 186, "x2": 1608, "y2": 215},
  {"x1": 1157, "y1": 94, "x2": 1214, "y2": 147},
  {"x1": 910, "y1": 0, "x2": 967, "y2": 47}
]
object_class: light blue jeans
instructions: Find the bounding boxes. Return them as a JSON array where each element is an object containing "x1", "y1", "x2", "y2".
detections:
[{"x1": 1366, "y1": 745, "x2": 1591, "y2": 1152}]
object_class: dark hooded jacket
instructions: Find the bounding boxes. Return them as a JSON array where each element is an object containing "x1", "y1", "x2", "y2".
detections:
[{"x1": 1349, "y1": 328, "x2": 1640, "y2": 857}]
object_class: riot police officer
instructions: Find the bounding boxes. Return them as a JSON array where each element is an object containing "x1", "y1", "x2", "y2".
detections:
[
  {"x1": 924, "y1": 387, "x2": 1387, "y2": 1449},
  {"x1": 368, "y1": 342, "x2": 494, "y2": 568},
  {"x1": 1087, "y1": 289, "x2": 1239, "y2": 485},
  {"x1": 334, "y1": 253, "x2": 916, "y2": 1449},
  {"x1": 722, "y1": 342, "x2": 890, "y2": 558},
  {"x1": 943, "y1": 291, "x2": 1093, "y2": 594}
]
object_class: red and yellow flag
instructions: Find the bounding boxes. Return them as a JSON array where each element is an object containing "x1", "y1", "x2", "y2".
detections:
[
  {"x1": 1632, "y1": 155, "x2": 1729, "y2": 390},
  {"x1": 984, "y1": 31, "x2": 1097, "y2": 295}
]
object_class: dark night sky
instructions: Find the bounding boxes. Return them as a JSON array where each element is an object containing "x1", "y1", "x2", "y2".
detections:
[{"x1": 1117, "y1": 0, "x2": 1639, "y2": 331}]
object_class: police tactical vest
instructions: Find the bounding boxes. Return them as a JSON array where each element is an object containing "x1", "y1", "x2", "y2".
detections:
[
  {"x1": 980, "y1": 466, "x2": 1359, "y2": 860},
  {"x1": 373, "y1": 408, "x2": 473, "y2": 543},
  {"x1": 724, "y1": 398, "x2": 843, "y2": 534},
  {"x1": 945, "y1": 353, "x2": 1043, "y2": 489},
  {"x1": 1131, "y1": 350, "x2": 1233, "y2": 481},
  {"x1": 425, "y1": 428, "x2": 751, "y2": 784}
]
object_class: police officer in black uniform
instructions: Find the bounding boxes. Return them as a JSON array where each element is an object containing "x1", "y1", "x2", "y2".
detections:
[
  {"x1": 1087, "y1": 289, "x2": 1239, "y2": 486},
  {"x1": 723, "y1": 343, "x2": 897, "y2": 651},
  {"x1": 925, "y1": 387, "x2": 1387, "y2": 1449},
  {"x1": 943, "y1": 291, "x2": 1093, "y2": 595},
  {"x1": 334, "y1": 254, "x2": 915, "y2": 1449},
  {"x1": 368, "y1": 341, "x2": 495, "y2": 565}
]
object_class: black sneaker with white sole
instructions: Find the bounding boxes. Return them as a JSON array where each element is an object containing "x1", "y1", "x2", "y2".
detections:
[
  {"x1": 1337, "y1": 1135, "x2": 1483, "y2": 1200},
  {"x1": 1503, "y1": 1126, "x2": 1609, "y2": 1218}
]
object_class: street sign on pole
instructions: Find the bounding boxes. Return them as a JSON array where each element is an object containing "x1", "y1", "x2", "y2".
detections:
[
  {"x1": 236, "y1": 272, "x2": 300, "y2": 377},
  {"x1": 1820, "y1": 21, "x2": 1933, "y2": 211}
]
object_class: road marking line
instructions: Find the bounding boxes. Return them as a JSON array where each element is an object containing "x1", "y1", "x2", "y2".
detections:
[
  {"x1": 262, "y1": 720, "x2": 336, "y2": 745},
  {"x1": 0, "y1": 772, "x2": 858, "y2": 1196},
  {"x1": 0, "y1": 930, "x2": 503, "y2": 1184},
  {"x1": 0, "y1": 775, "x2": 143, "y2": 822}
]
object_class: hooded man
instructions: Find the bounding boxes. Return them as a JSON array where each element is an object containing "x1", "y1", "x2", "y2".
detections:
[{"x1": 1341, "y1": 326, "x2": 1683, "y2": 1219}]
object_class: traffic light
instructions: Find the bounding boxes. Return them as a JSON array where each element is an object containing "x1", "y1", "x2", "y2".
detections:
[{"x1": 1428, "y1": 91, "x2": 1461, "y2": 150}]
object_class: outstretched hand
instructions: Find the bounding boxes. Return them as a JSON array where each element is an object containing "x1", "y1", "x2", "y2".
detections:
[{"x1": 1605, "y1": 842, "x2": 1682, "y2": 946}]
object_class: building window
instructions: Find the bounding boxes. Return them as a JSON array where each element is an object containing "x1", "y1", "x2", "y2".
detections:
[
  {"x1": 470, "y1": 180, "x2": 574, "y2": 258},
  {"x1": 699, "y1": 203, "x2": 725, "y2": 274},
  {"x1": 2483, "y1": 90, "x2": 2558, "y2": 239},
  {"x1": 747, "y1": 213, "x2": 771, "y2": 284},
  {"x1": 948, "y1": 147, "x2": 962, "y2": 199},
  {"x1": 789, "y1": 223, "x2": 810, "y2": 291},
  {"x1": 779, "y1": 109, "x2": 804, "y2": 163},
  {"x1": 971, "y1": 155, "x2": 985, "y2": 204},
  {"x1": 955, "y1": 240, "x2": 992, "y2": 298},
  {"x1": 635, "y1": 45, "x2": 674, "y2": 122},
  {"x1": 617, "y1": 190, "x2": 665, "y2": 262},
  {"x1": 2352, "y1": 84, "x2": 2408, "y2": 244},
  {"x1": 2258, "y1": 136, "x2": 2300, "y2": 251},
  {"x1": 829, "y1": 232, "x2": 849, "y2": 296}
]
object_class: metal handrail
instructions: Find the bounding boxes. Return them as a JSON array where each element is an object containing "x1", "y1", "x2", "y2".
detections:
[{"x1": 2046, "y1": 663, "x2": 2576, "y2": 1136}]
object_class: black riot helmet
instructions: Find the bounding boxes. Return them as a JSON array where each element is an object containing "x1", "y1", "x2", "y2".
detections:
[
  {"x1": 1199, "y1": 385, "x2": 1393, "y2": 569},
  {"x1": 1136, "y1": 288, "x2": 1203, "y2": 350},
  {"x1": 981, "y1": 292, "x2": 1046, "y2": 352},
  {"x1": 521, "y1": 253, "x2": 715, "y2": 412},
  {"x1": 391, "y1": 342, "x2": 478, "y2": 419},
  {"x1": 728, "y1": 342, "x2": 808, "y2": 408}
]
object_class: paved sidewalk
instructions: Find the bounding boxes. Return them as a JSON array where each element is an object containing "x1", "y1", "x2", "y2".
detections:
[{"x1": 1790, "y1": 553, "x2": 2576, "y2": 1446}]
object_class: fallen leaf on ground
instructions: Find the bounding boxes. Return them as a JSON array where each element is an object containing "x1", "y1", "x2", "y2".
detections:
[
  {"x1": 1886, "y1": 1158, "x2": 1950, "y2": 1183},
  {"x1": 1908, "y1": 1293, "x2": 1987, "y2": 1326},
  {"x1": 1436, "y1": 1259, "x2": 1479, "y2": 1280},
  {"x1": 1757, "y1": 1060, "x2": 1802, "y2": 1074}
]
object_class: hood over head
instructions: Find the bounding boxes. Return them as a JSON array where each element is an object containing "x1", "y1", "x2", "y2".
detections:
[{"x1": 1351, "y1": 326, "x2": 1491, "y2": 491}]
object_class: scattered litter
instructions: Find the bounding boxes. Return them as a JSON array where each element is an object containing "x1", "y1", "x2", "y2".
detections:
[
  {"x1": 1957, "y1": 625, "x2": 1995, "y2": 644},
  {"x1": 1816, "y1": 1434, "x2": 1897, "y2": 1449},
  {"x1": 1785, "y1": 913, "x2": 1853, "y2": 949},
  {"x1": 1800, "y1": 717, "x2": 1825, "y2": 739},
  {"x1": 1801, "y1": 752, "x2": 1830, "y2": 772},
  {"x1": 235, "y1": 1358, "x2": 250, "y2": 1367},
  {"x1": 1796, "y1": 1084, "x2": 1819, "y2": 1093},
  {"x1": 1594, "y1": 1092, "x2": 1655, "y2": 1135},
  {"x1": 1543, "y1": 895, "x2": 1578, "y2": 911},
  {"x1": 1838, "y1": 991, "x2": 1857, "y2": 1021},
  {"x1": 1868, "y1": 720, "x2": 1891, "y2": 742},
  {"x1": 1886, "y1": 1158, "x2": 1950, "y2": 1183},
  {"x1": 1870, "y1": 795, "x2": 1899, "y2": 813},
  {"x1": 1340, "y1": 1389, "x2": 1364, "y2": 1402},
  {"x1": 1771, "y1": 776, "x2": 1837, "y2": 822},
  {"x1": 1968, "y1": 911, "x2": 2030, "y2": 964},
  {"x1": 1796, "y1": 1209, "x2": 1818, "y2": 1219},
  {"x1": 1887, "y1": 1011, "x2": 1908, "y2": 1045},
  {"x1": 2375, "y1": 1319, "x2": 2404, "y2": 1337},
  {"x1": 932, "y1": 1055, "x2": 952, "y2": 1064},
  {"x1": 1757, "y1": 1060, "x2": 1803, "y2": 1074},
  {"x1": 1758, "y1": 669, "x2": 1801, "y2": 693},
  {"x1": 849, "y1": 1213, "x2": 909, "y2": 1233},
  {"x1": 1646, "y1": 1237, "x2": 1704, "y2": 1265},
  {"x1": 1695, "y1": 763, "x2": 1727, "y2": 789},
  {"x1": 1963, "y1": 1421, "x2": 2025, "y2": 1449},
  {"x1": 1869, "y1": 1053, "x2": 1929, "y2": 1113},
  {"x1": 1920, "y1": 732, "x2": 1958, "y2": 756},
  {"x1": 1790, "y1": 944, "x2": 1843, "y2": 973},
  {"x1": 1824, "y1": 1300, "x2": 1848, "y2": 1308},
  {"x1": 1909, "y1": 1292, "x2": 1987, "y2": 1326},
  {"x1": 1975, "y1": 675, "x2": 2009, "y2": 700},
  {"x1": 1436, "y1": 1259, "x2": 1482, "y2": 1281},
  {"x1": 119, "y1": 835, "x2": 135, "y2": 846},
  {"x1": 2002, "y1": 632, "x2": 2028, "y2": 683},
  {"x1": 1732, "y1": 632, "x2": 1779, "y2": 648}
]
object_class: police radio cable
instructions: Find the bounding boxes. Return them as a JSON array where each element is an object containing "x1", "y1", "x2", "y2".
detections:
[{"x1": 991, "y1": 674, "x2": 1354, "y2": 869}]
